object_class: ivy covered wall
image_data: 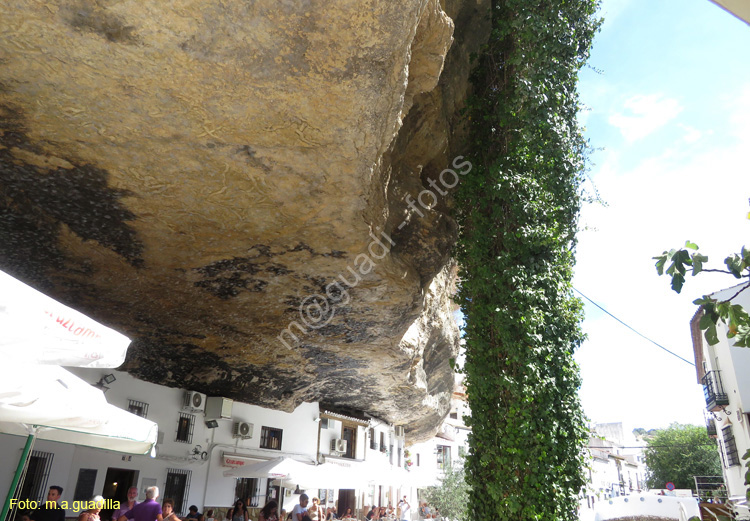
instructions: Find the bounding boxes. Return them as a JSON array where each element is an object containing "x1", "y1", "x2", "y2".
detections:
[{"x1": 456, "y1": 1, "x2": 600, "y2": 519}]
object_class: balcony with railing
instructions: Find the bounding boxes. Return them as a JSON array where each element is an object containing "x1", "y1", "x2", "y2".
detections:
[
  {"x1": 702, "y1": 371, "x2": 729, "y2": 412},
  {"x1": 706, "y1": 417, "x2": 717, "y2": 438}
]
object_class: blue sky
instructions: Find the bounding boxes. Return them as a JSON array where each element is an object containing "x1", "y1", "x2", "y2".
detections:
[{"x1": 573, "y1": 0, "x2": 750, "y2": 429}]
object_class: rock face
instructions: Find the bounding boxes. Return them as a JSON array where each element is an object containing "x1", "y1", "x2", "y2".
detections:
[{"x1": 0, "y1": 0, "x2": 489, "y2": 441}]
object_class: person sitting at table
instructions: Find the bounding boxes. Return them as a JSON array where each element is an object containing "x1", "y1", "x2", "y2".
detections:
[
  {"x1": 365, "y1": 507, "x2": 376, "y2": 521},
  {"x1": 258, "y1": 501, "x2": 278, "y2": 521},
  {"x1": 343, "y1": 509, "x2": 352, "y2": 520},
  {"x1": 227, "y1": 500, "x2": 248, "y2": 521},
  {"x1": 161, "y1": 499, "x2": 180, "y2": 521},
  {"x1": 183, "y1": 506, "x2": 203, "y2": 521},
  {"x1": 77, "y1": 496, "x2": 104, "y2": 521},
  {"x1": 325, "y1": 507, "x2": 337, "y2": 521},
  {"x1": 292, "y1": 494, "x2": 309, "y2": 521}
]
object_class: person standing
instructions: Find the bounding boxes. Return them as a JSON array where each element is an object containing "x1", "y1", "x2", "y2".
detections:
[
  {"x1": 117, "y1": 486, "x2": 162, "y2": 521},
  {"x1": 30, "y1": 486, "x2": 65, "y2": 521},
  {"x1": 112, "y1": 488, "x2": 139, "y2": 521},
  {"x1": 397, "y1": 497, "x2": 409, "y2": 521}
]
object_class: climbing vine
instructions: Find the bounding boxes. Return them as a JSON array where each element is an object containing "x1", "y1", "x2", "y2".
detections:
[{"x1": 455, "y1": 1, "x2": 600, "y2": 520}]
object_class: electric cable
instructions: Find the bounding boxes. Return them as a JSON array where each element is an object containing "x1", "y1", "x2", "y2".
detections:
[{"x1": 574, "y1": 287, "x2": 695, "y2": 367}]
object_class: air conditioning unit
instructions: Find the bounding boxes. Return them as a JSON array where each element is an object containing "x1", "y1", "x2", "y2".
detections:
[
  {"x1": 183, "y1": 391, "x2": 205, "y2": 412},
  {"x1": 205, "y1": 396, "x2": 233, "y2": 419},
  {"x1": 395, "y1": 426, "x2": 405, "y2": 437},
  {"x1": 233, "y1": 421, "x2": 253, "y2": 439},
  {"x1": 330, "y1": 438, "x2": 347, "y2": 453}
]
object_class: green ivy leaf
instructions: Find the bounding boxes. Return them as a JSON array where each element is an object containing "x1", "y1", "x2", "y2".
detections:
[{"x1": 671, "y1": 273, "x2": 685, "y2": 294}]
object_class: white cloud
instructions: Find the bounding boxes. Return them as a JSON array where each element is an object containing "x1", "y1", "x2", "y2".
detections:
[
  {"x1": 574, "y1": 84, "x2": 750, "y2": 429},
  {"x1": 679, "y1": 124, "x2": 702, "y2": 144},
  {"x1": 608, "y1": 94, "x2": 683, "y2": 142}
]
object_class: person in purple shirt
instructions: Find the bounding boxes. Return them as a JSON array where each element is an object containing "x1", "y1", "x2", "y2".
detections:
[
  {"x1": 118, "y1": 487, "x2": 163, "y2": 521},
  {"x1": 112, "y1": 487, "x2": 139, "y2": 521}
]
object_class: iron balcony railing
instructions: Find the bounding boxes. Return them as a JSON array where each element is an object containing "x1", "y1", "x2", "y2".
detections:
[
  {"x1": 702, "y1": 371, "x2": 729, "y2": 411},
  {"x1": 706, "y1": 419, "x2": 717, "y2": 438}
]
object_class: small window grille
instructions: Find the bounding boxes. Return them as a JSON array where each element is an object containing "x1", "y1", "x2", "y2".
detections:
[
  {"x1": 164, "y1": 468, "x2": 191, "y2": 515},
  {"x1": 260, "y1": 426, "x2": 283, "y2": 450},
  {"x1": 20, "y1": 451, "x2": 54, "y2": 503},
  {"x1": 176, "y1": 412, "x2": 195, "y2": 443},
  {"x1": 73, "y1": 469, "x2": 98, "y2": 501},
  {"x1": 128, "y1": 399, "x2": 149, "y2": 418},
  {"x1": 722, "y1": 426, "x2": 740, "y2": 467}
]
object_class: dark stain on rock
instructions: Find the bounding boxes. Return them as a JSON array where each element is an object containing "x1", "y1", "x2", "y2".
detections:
[
  {"x1": 234, "y1": 145, "x2": 272, "y2": 173},
  {"x1": 193, "y1": 256, "x2": 270, "y2": 299},
  {"x1": 291, "y1": 242, "x2": 315, "y2": 254},
  {"x1": 124, "y1": 336, "x2": 310, "y2": 405},
  {"x1": 0, "y1": 103, "x2": 144, "y2": 285},
  {"x1": 69, "y1": 5, "x2": 139, "y2": 44},
  {"x1": 265, "y1": 263, "x2": 291, "y2": 275}
]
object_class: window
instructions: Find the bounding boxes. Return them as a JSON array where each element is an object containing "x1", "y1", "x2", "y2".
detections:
[
  {"x1": 164, "y1": 469, "x2": 191, "y2": 515},
  {"x1": 369, "y1": 428, "x2": 377, "y2": 450},
  {"x1": 342, "y1": 426, "x2": 357, "y2": 459},
  {"x1": 722, "y1": 426, "x2": 740, "y2": 467},
  {"x1": 128, "y1": 400, "x2": 149, "y2": 418},
  {"x1": 416, "y1": 453, "x2": 420, "y2": 467},
  {"x1": 379, "y1": 432, "x2": 386, "y2": 452},
  {"x1": 20, "y1": 451, "x2": 54, "y2": 503},
  {"x1": 449, "y1": 412, "x2": 458, "y2": 420},
  {"x1": 260, "y1": 426, "x2": 283, "y2": 450},
  {"x1": 436, "y1": 445, "x2": 451, "y2": 470},
  {"x1": 176, "y1": 412, "x2": 195, "y2": 443},
  {"x1": 236, "y1": 478, "x2": 260, "y2": 507},
  {"x1": 397, "y1": 447, "x2": 402, "y2": 467},
  {"x1": 73, "y1": 469, "x2": 97, "y2": 501}
]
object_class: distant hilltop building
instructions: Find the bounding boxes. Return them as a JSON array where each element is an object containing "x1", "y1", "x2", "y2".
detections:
[{"x1": 580, "y1": 422, "x2": 647, "y2": 513}]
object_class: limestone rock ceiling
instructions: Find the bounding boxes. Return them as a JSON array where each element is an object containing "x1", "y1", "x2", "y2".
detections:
[{"x1": 0, "y1": 0, "x2": 489, "y2": 441}]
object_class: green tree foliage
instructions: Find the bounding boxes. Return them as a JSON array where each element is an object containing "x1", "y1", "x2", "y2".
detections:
[
  {"x1": 643, "y1": 423, "x2": 722, "y2": 491},
  {"x1": 420, "y1": 458, "x2": 469, "y2": 521},
  {"x1": 456, "y1": 1, "x2": 600, "y2": 520},
  {"x1": 654, "y1": 238, "x2": 750, "y2": 347}
]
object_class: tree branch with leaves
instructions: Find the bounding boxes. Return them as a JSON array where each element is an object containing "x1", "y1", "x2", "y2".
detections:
[{"x1": 654, "y1": 238, "x2": 750, "y2": 347}]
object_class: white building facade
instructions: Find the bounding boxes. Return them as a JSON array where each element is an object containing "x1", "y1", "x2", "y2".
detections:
[
  {"x1": 691, "y1": 284, "x2": 750, "y2": 520},
  {"x1": 580, "y1": 422, "x2": 647, "y2": 513},
  {"x1": 0, "y1": 367, "x2": 423, "y2": 521}
]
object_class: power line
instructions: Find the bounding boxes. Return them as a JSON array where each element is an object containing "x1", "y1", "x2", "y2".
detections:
[
  {"x1": 573, "y1": 287, "x2": 696, "y2": 367},
  {"x1": 588, "y1": 444, "x2": 716, "y2": 449}
]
